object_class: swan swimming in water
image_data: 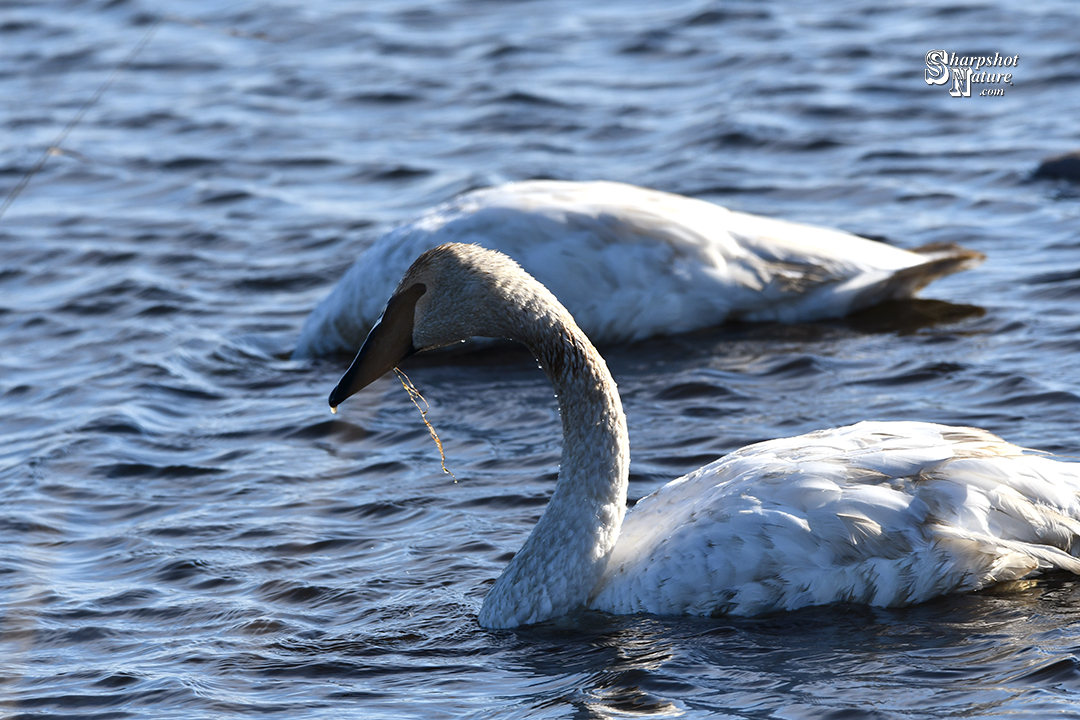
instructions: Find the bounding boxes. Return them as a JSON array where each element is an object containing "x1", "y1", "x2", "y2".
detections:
[
  {"x1": 295, "y1": 180, "x2": 982, "y2": 357},
  {"x1": 328, "y1": 243, "x2": 1080, "y2": 629}
]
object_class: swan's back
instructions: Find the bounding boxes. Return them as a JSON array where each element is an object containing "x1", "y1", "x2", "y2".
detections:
[
  {"x1": 593, "y1": 421, "x2": 1080, "y2": 617},
  {"x1": 294, "y1": 181, "x2": 981, "y2": 357}
]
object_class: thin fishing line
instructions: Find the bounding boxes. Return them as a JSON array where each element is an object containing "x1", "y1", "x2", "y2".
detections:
[
  {"x1": 0, "y1": 11, "x2": 276, "y2": 223},
  {"x1": 0, "y1": 17, "x2": 164, "y2": 221}
]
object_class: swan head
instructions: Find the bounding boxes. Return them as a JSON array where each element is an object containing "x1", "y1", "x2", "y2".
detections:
[{"x1": 328, "y1": 243, "x2": 543, "y2": 409}]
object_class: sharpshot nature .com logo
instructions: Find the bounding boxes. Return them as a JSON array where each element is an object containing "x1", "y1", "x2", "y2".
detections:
[{"x1": 924, "y1": 50, "x2": 1018, "y2": 97}]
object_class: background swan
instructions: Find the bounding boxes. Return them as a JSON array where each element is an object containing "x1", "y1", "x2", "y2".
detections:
[
  {"x1": 327, "y1": 243, "x2": 1080, "y2": 629},
  {"x1": 294, "y1": 181, "x2": 983, "y2": 357}
]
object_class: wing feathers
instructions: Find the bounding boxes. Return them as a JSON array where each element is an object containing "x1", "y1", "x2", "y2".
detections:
[{"x1": 594, "y1": 421, "x2": 1080, "y2": 617}]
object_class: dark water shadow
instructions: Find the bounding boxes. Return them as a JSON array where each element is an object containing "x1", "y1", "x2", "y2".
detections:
[{"x1": 299, "y1": 297, "x2": 987, "y2": 373}]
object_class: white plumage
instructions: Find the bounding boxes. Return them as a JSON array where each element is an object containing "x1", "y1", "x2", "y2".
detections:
[
  {"x1": 594, "y1": 422, "x2": 1080, "y2": 618},
  {"x1": 295, "y1": 180, "x2": 982, "y2": 357},
  {"x1": 327, "y1": 243, "x2": 1079, "y2": 629}
]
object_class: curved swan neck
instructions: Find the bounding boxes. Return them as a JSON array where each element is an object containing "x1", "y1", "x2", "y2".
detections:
[{"x1": 477, "y1": 281, "x2": 630, "y2": 629}]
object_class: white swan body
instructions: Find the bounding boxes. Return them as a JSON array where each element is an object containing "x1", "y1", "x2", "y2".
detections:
[
  {"x1": 593, "y1": 422, "x2": 1080, "y2": 618},
  {"x1": 295, "y1": 180, "x2": 982, "y2": 357},
  {"x1": 327, "y1": 243, "x2": 1080, "y2": 629}
]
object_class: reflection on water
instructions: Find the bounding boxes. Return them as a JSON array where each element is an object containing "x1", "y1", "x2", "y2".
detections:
[{"x1": 842, "y1": 298, "x2": 986, "y2": 336}]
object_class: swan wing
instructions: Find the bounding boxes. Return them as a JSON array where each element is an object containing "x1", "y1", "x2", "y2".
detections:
[{"x1": 592, "y1": 421, "x2": 1080, "y2": 617}]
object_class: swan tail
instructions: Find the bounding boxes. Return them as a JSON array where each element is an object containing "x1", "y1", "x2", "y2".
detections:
[
  {"x1": 855, "y1": 243, "x2": 984, "y2": 307},
  {"x1": 910, "y1": 241, "x2": 985, "y2": 267},
  {"x1": 933, "y1": 525, "x2": 1080, "y2": 587},
  {"x1": 907, "y1": 242, "x2": 986, "y2": 288}
]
